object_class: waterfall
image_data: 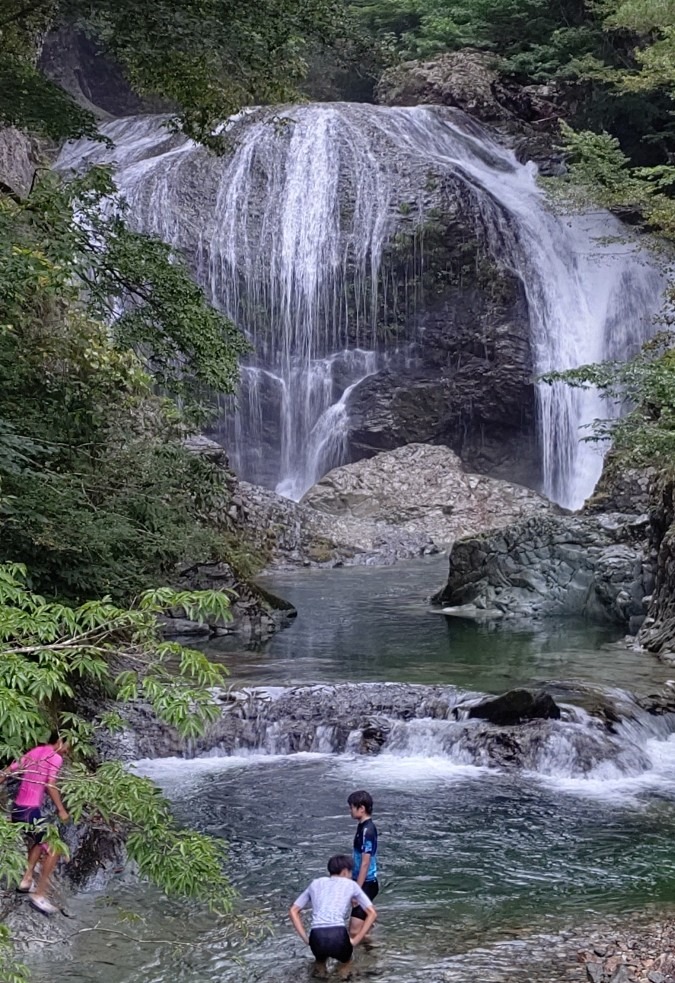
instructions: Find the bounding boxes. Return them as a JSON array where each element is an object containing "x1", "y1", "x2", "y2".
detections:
[{"x1": 56, "y1": 104, "x2": 663, "y2": 508}]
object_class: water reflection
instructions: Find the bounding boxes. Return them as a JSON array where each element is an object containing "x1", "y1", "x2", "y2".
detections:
[{"x1": 203, "y1": 559, "x2": 670, "y2": 695}]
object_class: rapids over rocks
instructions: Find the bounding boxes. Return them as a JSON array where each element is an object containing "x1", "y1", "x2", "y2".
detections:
[
  {"x1": 56, "y1": 103, "x2": 663, "y2": 509},
  {"x1": 21, "y1": 562, "x2": 675, "y2": 983}
]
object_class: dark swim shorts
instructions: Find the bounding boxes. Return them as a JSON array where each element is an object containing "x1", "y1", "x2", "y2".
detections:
[
  {"x1": 351, "y1": 878, "x2": 378, "y2": 921},
  {"x1": 309, "y1": 926, "x2": 353, "y2": 963},
  {"x1": 11, "y1": 806, "x2": 44, "y2": 846}
]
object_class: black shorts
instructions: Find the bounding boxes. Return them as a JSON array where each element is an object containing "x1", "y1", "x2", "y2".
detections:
[
  {"x1": 11, "y1": 807, "x2": 44, "y2": 846},
  {"x1": 351, "y1": 878, "x2": 379, "y2": 921},
  {"x1": 309, "y1": 927, "x2": 352, "y2": 963}
]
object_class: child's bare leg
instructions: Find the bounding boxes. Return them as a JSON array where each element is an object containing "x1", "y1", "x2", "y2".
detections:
[
  {"x1": 311, "y1": 960, "x2": 328, "y2": 978},
  {"x1": 337, "y1": 960, "x2": 353, "y2": 980},
  {"x1": 31, "y1": 850, "x2": 59, "y2": 902},
  {"x1": 18, "y1": 844, "x2": 42, "y2": 890}
]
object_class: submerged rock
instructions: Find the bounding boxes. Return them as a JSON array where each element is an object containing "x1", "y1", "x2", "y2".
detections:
[
  {"x1": 578, "y1": 919, "x2": 675, "y2": 983},
  {"x1": 465, "y1": 689, "x2": 561, "y2": 726}
]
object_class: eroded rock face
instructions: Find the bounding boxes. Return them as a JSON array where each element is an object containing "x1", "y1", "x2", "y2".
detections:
[
  {"x1": 345, "y1": 283, "x2": 540, "y2": 486},
  {"x1": 433, "y1": 511, "x2": 651, "y2": 627}
]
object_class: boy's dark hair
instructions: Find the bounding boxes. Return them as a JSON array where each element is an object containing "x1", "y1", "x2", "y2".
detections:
[
  {"x1": 327, "y1": 854, "x2": 354, "y2": 876},
  {"x1": 347, "y1": 790, "x2": 373, "y2": 813}
]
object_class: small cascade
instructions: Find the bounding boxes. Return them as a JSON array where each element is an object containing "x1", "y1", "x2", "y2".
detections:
[
  {"x1": 56, "y1": 105, "x2": 664, "y2": 507},
  {"x1": 141, "y1": 682, "x2": 675, "y2": 787}
]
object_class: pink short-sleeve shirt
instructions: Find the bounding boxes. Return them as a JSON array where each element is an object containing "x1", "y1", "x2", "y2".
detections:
[{"x1": 10, "y1": 745, "x2": 63, "y2": 809}]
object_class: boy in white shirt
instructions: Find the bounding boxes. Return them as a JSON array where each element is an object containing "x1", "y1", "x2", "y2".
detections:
[{"x1": 289, "y1": 854, "x2": 378, "y2": 978}]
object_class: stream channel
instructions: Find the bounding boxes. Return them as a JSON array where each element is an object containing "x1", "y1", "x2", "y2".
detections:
[{"x1": 29, "y1": 557, "x2": 675, "y2": 982}]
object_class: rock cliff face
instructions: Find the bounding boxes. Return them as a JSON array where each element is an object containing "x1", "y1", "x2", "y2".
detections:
[
  {"x1": 40, "y1": 27, "x2": 166, "y2": 117},
  {"x1": 0, "y1": 126, "x2": 44, "y2": 197},
  {"x1": 376, "y1": 50, "x2": 565, "y2": 173},
  {"x1": 345, "y1": 282, "x2": 538, "y2": 484}
]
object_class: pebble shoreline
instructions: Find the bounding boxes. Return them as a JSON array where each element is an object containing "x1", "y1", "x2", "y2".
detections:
[{"x1": 579, "y1": 921, "x2": 675, "y2": 982}]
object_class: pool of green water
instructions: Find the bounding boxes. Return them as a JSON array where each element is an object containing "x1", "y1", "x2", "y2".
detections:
[{"x1": 26, "y1": 558, "x2": 675, "y2": 982}]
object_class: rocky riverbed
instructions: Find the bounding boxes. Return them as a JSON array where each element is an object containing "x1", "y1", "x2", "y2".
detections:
[{"x1": 578, "y1": 920, "x2": 675, "y2": 983}]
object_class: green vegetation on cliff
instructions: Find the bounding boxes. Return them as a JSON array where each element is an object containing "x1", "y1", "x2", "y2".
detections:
[{"x1": 0, "y1": 166, "x2": 248, "y2": 600}]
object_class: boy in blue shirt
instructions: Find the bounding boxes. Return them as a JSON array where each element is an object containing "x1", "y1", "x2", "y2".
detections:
[{"x1": 347, "y1": 789, "x2": 378, "y2": 939}]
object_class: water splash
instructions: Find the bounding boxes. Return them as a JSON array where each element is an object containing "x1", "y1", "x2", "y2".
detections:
[{"x1": 57, "y1": 105, "x2": 664, "y2": 507}]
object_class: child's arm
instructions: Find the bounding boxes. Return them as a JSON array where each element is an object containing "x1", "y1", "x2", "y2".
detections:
[
  {"x1": 355, "y1": 852, "x2": 371, "y2": 888},
  {"x1": 350, "y1": 904, "x2": 377, "y2": 945},
  {"x1": 47, "y1": 783, "x2": 69, "y2": 823},
  {"x1": 288, "y1": 904, "x2": 310, "y2": 945}
]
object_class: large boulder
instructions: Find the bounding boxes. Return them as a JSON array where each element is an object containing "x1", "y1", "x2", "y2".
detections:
[
  {"x1": 301, "y1": 444, "x2": 552, "y2": 549},
  {"x1": 217, "y1": 445, "x2": 552, "y2": 569},
  {"x1": 376, "y1": 51, "x2": 521, "y2": 123},
  {"x1": 433, "y1": 511, "x2": 651, "y2": 627},
  {"x1": 464, "y1": 690, "x2": 562, "y2": 726}
]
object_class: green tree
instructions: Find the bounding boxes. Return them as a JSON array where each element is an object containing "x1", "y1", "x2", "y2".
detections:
[
  {"x1": 0, "y1": 168, "x2": 251, "y2": 600},
  {"x1": 0, "y1": 0, "x2": 350, "y2": 146},
  {"x1": 0, "y1": 563, "x2": 236, "y2": 980}
]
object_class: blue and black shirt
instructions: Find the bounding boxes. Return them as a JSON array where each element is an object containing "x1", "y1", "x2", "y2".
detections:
[{"x1": 353, "y1": 818, "x2": 378, "y2": 882}]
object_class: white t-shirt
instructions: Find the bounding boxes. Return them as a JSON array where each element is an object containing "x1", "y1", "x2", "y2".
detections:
[{"x1": 293, "y1": 876, "x2": 373, "y2": 929}]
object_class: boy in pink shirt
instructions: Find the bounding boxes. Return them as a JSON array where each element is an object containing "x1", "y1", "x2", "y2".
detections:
[{"x1": 0, "y1": 734, "x2": 70, "y2": 915}]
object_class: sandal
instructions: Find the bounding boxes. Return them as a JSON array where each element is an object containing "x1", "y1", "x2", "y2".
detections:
[{"x1": 29, "y1": 896, "x2": 59, "y2": 916}]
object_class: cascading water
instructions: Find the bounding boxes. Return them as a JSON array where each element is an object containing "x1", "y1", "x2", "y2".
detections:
[
  {"x1": 56, "y1": 104, "x2": 663, "y2": 508},
  {"x1": 138, "y1": 681, "x2": 675, "y2": 789}
]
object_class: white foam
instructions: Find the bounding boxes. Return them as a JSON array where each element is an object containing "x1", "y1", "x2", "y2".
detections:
[
  {"x1": 131, "y1": 750, "x2": 332, "y2": 787},
  {"x1": 333, "y1": 752, "x2": 488, "y2": 786}
]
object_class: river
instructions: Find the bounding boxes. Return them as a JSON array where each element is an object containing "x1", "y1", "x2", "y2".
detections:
[{"x1": 28, "y1": 558, "x2": 675, "y2": 982}]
